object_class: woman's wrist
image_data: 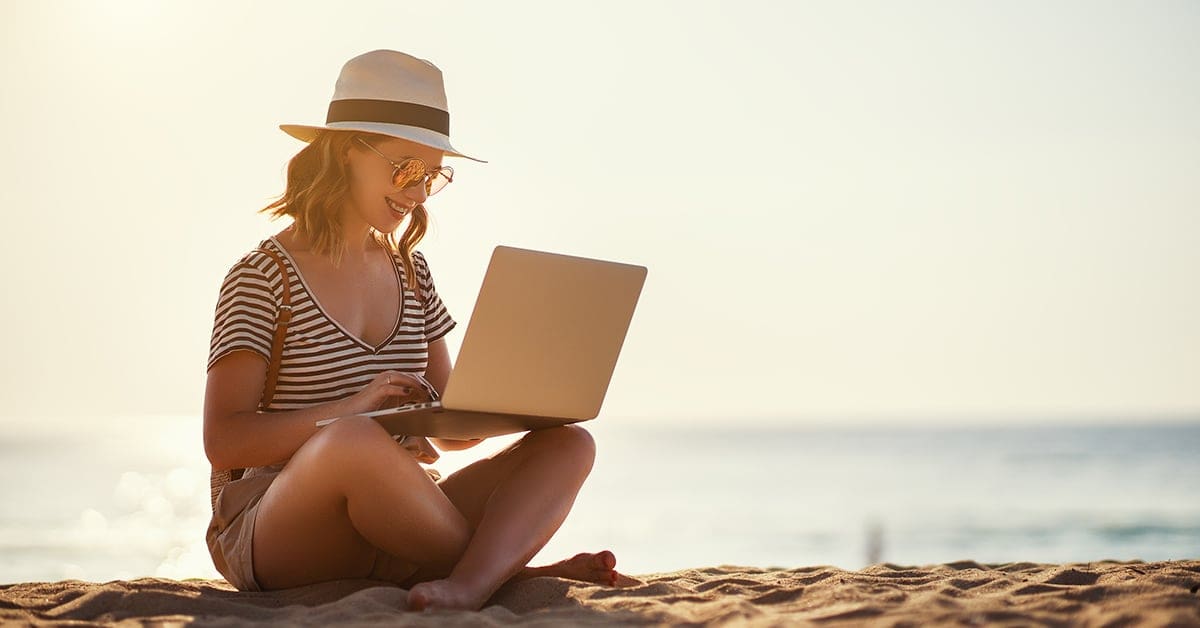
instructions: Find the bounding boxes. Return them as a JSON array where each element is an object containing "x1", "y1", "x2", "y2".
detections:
[{"x1": 330, "y1": 392, "x2": 371, "y2": 418}]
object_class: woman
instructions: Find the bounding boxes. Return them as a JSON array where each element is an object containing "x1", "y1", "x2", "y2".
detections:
[{"x1": 203, "y1": 50, "x2": 622, "y2": 612}]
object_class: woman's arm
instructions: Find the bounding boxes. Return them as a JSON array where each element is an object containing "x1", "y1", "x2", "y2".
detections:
[
  {"x1": 423, "y1": 337, "x2": 452, "y2": 398},
  {"x1": 425, "y1": 337, "x2": 485, "y2": 452},
  {"x1": 203, "y1": 351, "x2": 421, "y2": 470}
]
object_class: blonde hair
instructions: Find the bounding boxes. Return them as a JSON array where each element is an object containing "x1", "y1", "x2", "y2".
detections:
[{"x1": 261, "y1": 129, "x2": 429, "y2": 303}]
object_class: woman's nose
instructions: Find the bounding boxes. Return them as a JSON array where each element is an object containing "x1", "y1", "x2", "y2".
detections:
[{"x1": 404, "y1": 181, "x2": 428, "y2": 203}]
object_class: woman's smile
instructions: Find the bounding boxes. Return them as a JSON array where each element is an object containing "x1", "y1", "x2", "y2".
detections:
[{"x1": 386, "y1": 197, "x2": 413, "y2": 219}]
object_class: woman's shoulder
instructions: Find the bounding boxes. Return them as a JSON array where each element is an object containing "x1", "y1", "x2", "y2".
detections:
[
  {"x1": 222, "y1": 237, "x2": 286, "y2": 280},
  {"x1": 389, "y1": 247, "x2": 431, "y2": 270}
]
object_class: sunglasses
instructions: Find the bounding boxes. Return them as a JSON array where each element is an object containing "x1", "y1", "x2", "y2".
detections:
[{"x1": 356, "y1": 137, "x2": 454, "y2": 196}]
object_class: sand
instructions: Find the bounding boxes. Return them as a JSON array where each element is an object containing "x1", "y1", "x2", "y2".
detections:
[{"x1": 3, "y1": 559, "x2": 1198, "y2": 626}]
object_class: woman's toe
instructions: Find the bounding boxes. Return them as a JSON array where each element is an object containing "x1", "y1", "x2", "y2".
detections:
[{"x1": 595, "y1": 550, "x2": 616, "y2": 570}]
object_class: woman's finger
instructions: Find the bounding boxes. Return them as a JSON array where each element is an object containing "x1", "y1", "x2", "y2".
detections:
[
  {"x1": 384, "y1": 372, "x2": 435, "y2": 394},
  {"x1": 382, "y1": 383, "x2": 416, "y2": 395},
  {"x1": 374, "y1": 372, "x2": 437, "y2": 403},
  {"x1": 378, "y1": 372, "x2": 411, "y2": 390},
  {"x1": 381, "y1": 371, "x2": 421, "y2": 386}
]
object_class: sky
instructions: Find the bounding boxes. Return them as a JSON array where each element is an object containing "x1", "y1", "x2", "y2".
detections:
[{"x1": 1, "y1": 0, "x2": 1197, "y2": 430}]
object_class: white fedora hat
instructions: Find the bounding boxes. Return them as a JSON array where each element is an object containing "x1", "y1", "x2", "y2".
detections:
[{"x1": 280, "y1": 49, "x2": 486, "y2": 163}]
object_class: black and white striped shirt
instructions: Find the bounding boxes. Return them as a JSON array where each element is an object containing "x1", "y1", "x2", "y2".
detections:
[{"x1": 207, "y1": 236, "x2": 456, "y2": 411}]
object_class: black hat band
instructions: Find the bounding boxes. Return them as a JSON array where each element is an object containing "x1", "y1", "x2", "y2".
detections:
[{"x1": 326, "y1": 98, "x2": 450, "y2": 135}]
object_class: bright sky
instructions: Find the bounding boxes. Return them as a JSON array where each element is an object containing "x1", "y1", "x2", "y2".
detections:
[{"x1": 1, "y1": 0, "x2": 1196, "y2": 429}]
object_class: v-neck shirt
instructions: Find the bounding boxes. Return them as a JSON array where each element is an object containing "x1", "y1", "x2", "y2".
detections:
[
  {"x1": 269, "y1": 236, "x2": 404, "y2": 353},
  {"x1": 207, "y1": 237, "x2": 456, "y2": 412}
]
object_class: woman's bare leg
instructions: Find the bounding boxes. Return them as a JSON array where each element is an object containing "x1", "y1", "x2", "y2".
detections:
[
  {"x1": 251, "y1": 418, "x2": 620, "y2": 598},
  {"x1": 377, "y1": 548, "x2": 622, "y2": 588},
  {"x1": 405, "y1": 424, "x2": 599, "y2": 611},
  {"x1": 413, "y1": 426, "x2": 617, "y2": 587},
  {"x1": 250, "y1": 416, "x2": 473, "y2": 589}
]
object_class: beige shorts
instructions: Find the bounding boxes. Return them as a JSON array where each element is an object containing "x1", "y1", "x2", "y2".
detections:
[
  {"x1": 206, "y1": 466, "x2": 439, "y2": 591},
  {"x1": 206, "y1": 470, "x2": 279, "y2": 591}
]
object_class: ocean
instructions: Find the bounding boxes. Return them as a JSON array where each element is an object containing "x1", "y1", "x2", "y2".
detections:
[{"x1": 1, "y1": 417, "x2": 1197, "y2": 584}]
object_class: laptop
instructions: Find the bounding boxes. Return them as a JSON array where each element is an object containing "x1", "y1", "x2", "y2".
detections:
[{"x1": 315, "y1": 245, "x2": 647, "y2": 440}]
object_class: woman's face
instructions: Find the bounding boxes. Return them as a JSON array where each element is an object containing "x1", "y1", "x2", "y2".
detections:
[{"x1": 343, "y1": 136, "x2": 446, "y2": 234}]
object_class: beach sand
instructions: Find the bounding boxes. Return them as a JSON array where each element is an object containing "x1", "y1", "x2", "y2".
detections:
[{"x1": 3, "y1": 559, "x2": 1198, "y2": 626}]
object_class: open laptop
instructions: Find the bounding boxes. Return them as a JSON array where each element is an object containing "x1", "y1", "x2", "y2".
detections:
[{"x1": 315, "y1": 245, "x2": 647, "y2": 440}]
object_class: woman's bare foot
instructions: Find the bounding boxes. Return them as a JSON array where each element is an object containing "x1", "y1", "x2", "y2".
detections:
[
  {"x1": 406, "y1": 551, "x2": 639, "y2": 611},
  {"x1": 406, "y1": 577, "x2": 490, "y2": 612},
  {"x1": 515, "y1": 550, "x2": 641, "y2": 587}
]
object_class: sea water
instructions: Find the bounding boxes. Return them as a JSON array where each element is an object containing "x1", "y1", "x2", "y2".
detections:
[{"x1": 1, "y1": 417, "x2": 1197, "y2": 583}]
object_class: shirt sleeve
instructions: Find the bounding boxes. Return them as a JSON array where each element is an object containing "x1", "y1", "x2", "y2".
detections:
[
  {"x1": 412, "y1": 250, "x2": 457, "y2": 343},
  {"x1": 207, "y1": 258, "x2": 277, "y2": 370}
]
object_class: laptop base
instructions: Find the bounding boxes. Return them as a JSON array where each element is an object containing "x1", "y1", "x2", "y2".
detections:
[{"x1": 354, "y1": 404, "x2": 589, "y2": 440}]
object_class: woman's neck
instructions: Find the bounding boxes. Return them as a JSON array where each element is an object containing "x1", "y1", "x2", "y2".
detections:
[
  {"x1": 339, "y1": 215, "x2": 381, "y2": 259},
  {"x1": 278, "y1": 224, "x2": 381, "y2": 264}
]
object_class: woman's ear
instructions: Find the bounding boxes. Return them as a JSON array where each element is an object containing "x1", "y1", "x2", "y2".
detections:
[{"x1": 342, "y1": 138, "x2": 358, "y2": 168}]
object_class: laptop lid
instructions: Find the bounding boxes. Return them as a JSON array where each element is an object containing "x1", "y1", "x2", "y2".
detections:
[{"x1": 439, "y1": 245, "x2": 647, "y2": 420}]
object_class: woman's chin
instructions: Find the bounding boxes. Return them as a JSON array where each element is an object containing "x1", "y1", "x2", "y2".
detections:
[{"x1": 370, "y1": 214, "x2": 406, "y2": 233}]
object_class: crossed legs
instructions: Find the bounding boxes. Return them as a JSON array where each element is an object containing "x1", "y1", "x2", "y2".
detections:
[{"x1": 249, "y1": 417, "x2": 615, "y2": 610}]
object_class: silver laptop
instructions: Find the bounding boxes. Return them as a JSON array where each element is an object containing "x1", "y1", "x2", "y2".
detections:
[{"x1": 316, "y1": 245, "x2": 647, "y2": 440}]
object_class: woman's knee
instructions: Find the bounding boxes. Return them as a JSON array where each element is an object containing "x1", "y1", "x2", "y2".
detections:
[
  {"x1": 525, "y1": 424, "x2": 596, "y2": 470},
  {"x1": 296, "y1": 416, "x2": 414, "y2": 475}
]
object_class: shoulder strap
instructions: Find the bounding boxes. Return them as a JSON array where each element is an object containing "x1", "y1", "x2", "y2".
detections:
[
  {"x1": 211, "y1": 245, "x2": 292, "y2": 513},
  {"x1": 255, "y1": 247, "x2": 292, "y2": 409}
]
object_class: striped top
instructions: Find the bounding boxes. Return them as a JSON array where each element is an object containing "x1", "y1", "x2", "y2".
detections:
[{"x1": 207, "y1": 236, "x2": 456, "y2": 412}]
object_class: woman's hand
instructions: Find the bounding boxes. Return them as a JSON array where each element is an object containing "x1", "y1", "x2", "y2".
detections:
[
  {"x1": 432, "y1": 436, "x2": 485, "y2": 451},
  {"x1": 349, "y1": 371, "x2": 439, "y2": 414}
]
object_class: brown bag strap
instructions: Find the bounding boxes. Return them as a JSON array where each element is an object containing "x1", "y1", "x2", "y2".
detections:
[
  {"x1": 210, "y1": 246, "x2": 291, "y2": 514},
  {"x1": 255, "y1": 247, "x2": 292, "y2": 410}
]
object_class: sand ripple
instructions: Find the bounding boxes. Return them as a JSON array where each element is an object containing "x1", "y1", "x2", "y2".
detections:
[{"x1": 1, "y1": 559, "x2": 1198, "y2": 626}]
